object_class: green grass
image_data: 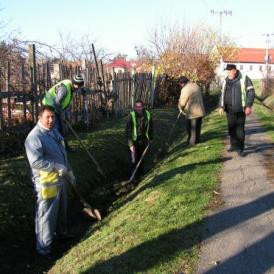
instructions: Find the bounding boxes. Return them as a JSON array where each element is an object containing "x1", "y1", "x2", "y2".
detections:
[
  {"x1": 0, "y1": 108, "x2": 186, "y2": 273},
  {"x1": 49, "y1": 110, "x2": 227, "y2": 274},
  {"x1": 254, "y1": 99, "x2": 274, "y2": 141}
]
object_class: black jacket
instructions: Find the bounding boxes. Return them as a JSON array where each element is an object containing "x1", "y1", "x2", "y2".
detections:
[
  {"x1": 219, "y1": 71, "x2": 255, "y2": 113},
  {"x1": 126, "y1": 110, "x2": 153, "y2": 147}
]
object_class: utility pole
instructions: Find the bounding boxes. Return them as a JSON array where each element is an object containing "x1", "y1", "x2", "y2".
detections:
[
  {"x1": 210, "y1": 10, "x2": 232, "y2": 42},
  {"x1": 262, "y1": 33, "x2": 274, "y2": 71},
  {"x1": 262, "y1": 33, "x2": 274, "y2": 89}
]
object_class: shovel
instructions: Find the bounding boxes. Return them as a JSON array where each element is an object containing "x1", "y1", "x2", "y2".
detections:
[
  {"x1": 165, "y1": 111, "x2": 183, "y2": 148},
  {"x1": 63, "y1": 118, "x2": 106, "y2": 179},
  {"x1": 115, "y1": 144, "x2": 150, "y2": 193},
  {"x1": 128, "y1": 144, "x2": 150, "y2": 183},
  {"x1": 64, "y1": 175, "x2": 102, "y2": 221}
]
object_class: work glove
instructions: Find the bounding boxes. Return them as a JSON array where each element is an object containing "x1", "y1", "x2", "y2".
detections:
[
  {"x1": 129, "y1": 145, "x2": 135, "y2": 153},
  {"x1": 130, "y1": 145, "x2": 136, "y2": 163},
  {"x1": 55, "y1": 163, "x2": 68, "y2": 177},
  {"x1": 218, "y1": 108, "x2": 224, "y2": 116},
  {"x1": 67, "y1": 170, "x2": 76, "y2": 186}
]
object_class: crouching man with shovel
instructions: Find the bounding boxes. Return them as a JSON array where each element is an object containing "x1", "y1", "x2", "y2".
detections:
[
  {"x1": 25, "y1": 106, "x2": 100, "y2": 256},
  {"x1": 125, "y1": 100, "x2": 153, "y2": 184}
]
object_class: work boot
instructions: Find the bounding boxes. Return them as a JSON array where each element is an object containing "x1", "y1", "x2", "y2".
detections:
[
  {"x1": 227, "y1": 146, "x2": 235, "y2": 152},
  {"x1": 237, "y1": 150, "x2": 245, "y2": 157},
  {"x1": 36, "y1": 248, "x2": 53, "y2": 259}
]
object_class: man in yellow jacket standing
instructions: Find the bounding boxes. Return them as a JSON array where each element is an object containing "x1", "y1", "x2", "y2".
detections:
[
  {"x1": 25, "y1": 105, "x2": 76, "y2": 256},
  {"x1": 178, "y1": 76, "x2": 206, "y2": 146}
]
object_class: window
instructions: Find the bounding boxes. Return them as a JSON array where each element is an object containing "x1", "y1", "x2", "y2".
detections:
[
  {"x1": 240, "y1": 65, "x2": 243, "y2": 70},
  {"x1": 249, "y1": 65, "x2": 253, "y2": 71},
  {"x1": 267, "y1": 66, "x2": 271, "y2": 71},
  {"x1": 259, "y1": 66, "x2": 262, "y2": 71}
]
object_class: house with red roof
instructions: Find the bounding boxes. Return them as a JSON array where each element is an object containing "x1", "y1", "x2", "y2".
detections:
[
  {"x1": 106, "y1": 56, "x2": 144, "y2": 74},
  {"x1": 218, "y1": 48, "x2": 274, "y2": 79}
]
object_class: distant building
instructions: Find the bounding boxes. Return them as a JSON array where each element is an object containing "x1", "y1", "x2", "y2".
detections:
[
  {"x1": 106, "y1": 56, "x2": 144, "y2": 74},
  {"x1": 217, "y1": 48, "x2": 274, "y2": 79}
]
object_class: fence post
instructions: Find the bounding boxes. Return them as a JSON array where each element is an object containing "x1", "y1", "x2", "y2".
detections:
[
  {"x1": 6, "y1": 61, "x2": 12, "y2": 127},
  {"x1": 0, "y1": 91, "x2": 3, "y2": 130},
  {"x1": 46, "y1": 62, "x2": 51, "y2": 90},
  {"x1": 28, "y1": 44, "x2": 38, "y2": 122},
  {"x1": 150, "y1": 65, "x2": 157, "y2": 108}
]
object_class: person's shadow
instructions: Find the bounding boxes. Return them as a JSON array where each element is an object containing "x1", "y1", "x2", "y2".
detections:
[{"x1": 84, "y1": 192, "x2": 274, "y2": 274}]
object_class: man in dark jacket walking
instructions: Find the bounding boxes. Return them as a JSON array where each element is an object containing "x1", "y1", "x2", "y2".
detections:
[
  {"x1": 126, "y1": 100, "x2": 153, "y2": 182},
  {"x1": 219, "y1": 64, "x2": 255, "y2": 156}
]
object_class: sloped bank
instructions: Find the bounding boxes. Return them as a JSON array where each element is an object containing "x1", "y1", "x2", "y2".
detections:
[
  {"x1": 0, "y1": 108, "x2": 185, "y2": 274},
  {"x1": 49, "y1": 110, "x2": 227, "y2": 274}
]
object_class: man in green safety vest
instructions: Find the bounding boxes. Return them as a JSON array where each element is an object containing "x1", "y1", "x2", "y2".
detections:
[
  {"x1": 42, "y1": 75, "x2": 85, "y2": 147},
  {"x1": 219, "y1": 64, "x2": 255, "y2": 157},
  {"x1": 126, "y1": 100, "x2": 153, "y2": 183}
]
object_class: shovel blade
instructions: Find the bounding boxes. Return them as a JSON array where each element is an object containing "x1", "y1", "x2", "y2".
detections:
[{"x1": 82, "y1": 207, "x2": 102, "y2": 221}]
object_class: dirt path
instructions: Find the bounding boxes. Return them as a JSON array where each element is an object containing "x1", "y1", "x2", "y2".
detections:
[{"x1": 197, "y1": 112, "x2": 274, "y2": 274}]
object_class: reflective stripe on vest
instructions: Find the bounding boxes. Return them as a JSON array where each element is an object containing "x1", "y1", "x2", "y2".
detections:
[
  {"x1": 221, "y1": 75, "x2": 247, "y2": 108},
  {"x1": 240, "y1": 76, "x2": 246, "y2": 108},
  {"x1": 130, "y1": 110, "x2": 151, "y2": 141},
  {"x1": 42, "y1": 80, "x2": 73, "y2": 110}
]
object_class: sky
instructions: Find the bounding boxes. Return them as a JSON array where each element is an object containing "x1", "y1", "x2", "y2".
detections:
[{"x1": 1, "y1": 0, "x2": 274, "y2": 58}]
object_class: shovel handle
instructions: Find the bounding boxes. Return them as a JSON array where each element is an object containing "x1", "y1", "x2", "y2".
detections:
[
  {"x1": 166, "y1": 111, "x2": 182, "y2": 145},
  {"x1": 129, "y1": 144, "x2": 150, "y2": 183},
  {"x1": 63, "y1": 118, "x2": 106, "y2": 179}
]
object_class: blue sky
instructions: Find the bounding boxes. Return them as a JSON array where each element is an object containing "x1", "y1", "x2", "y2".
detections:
[{"x1": 1, "y1": 0, "x2": 274, "y2": 57}]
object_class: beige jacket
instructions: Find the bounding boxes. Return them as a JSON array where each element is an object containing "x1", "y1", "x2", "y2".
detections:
[{"x1": 178, "y1": 82, "x2": 206, "y2": 119}]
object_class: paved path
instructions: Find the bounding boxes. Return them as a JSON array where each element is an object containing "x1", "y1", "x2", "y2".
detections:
[{"x1": 197, "y1": 112, "x2": 274, "y2": 274}]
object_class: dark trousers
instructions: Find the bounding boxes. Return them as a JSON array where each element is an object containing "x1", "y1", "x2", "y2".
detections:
[
  {"x1": 186, "y1": 117, "x2": 203, "y2": 145},
  {"x1": 130, "y1": 141, "x2": 148, "y2": 179},
  {"x1": 226, "y1": 111, "x2": 246, "y2": 151}
]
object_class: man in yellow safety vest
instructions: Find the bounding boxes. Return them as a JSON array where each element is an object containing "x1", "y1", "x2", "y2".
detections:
[
  {"x1": 219, "y1": 64, "x2": 255, "y2": 157},
  {"x1": 42, "y1": 75, "x2": 84, "y2": 148},
  {"x1": 125, "y1": 100, "x2": 153, "y2": 183}
]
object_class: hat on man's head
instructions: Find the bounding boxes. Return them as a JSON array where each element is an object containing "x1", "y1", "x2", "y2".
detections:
[
  {"x1": 72, "y1": 75, "x2": 84, "y2": 86},
  {"x1": 225, "y1": 64, "x2": 237, "y2": 70},
  {"x1": 178, "y1": 76, "x2": 189, "y2": 84}
]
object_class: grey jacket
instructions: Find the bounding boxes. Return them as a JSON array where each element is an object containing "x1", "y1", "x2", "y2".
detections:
[
  {"x1": 25, "y1": 122, "x2": 69, "y2": 188},
  {"x1": 219, "y1": 71, "x2": 255, "y2": 113},
  {"x1": 54, "y1": 84, "x2": 69, "y2": 113}
]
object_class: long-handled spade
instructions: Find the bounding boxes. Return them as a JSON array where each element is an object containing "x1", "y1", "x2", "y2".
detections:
[
  {"x1": 115, "y1": 144, "x2": 150, "y2": 194},
  {"x1": 63, "y1": 118, "x2": 106, "y2": 179},
  {"x1": 157, "y1": 111, "x2": 183, "y2": 158},
  {"x1": 64, "y1": 175, "x2": 102, "y2": 221}
]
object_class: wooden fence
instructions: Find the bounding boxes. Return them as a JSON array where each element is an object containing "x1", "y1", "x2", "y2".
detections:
[{"x1": 0, "y1": 44, "x2": 155, "y2": 133}]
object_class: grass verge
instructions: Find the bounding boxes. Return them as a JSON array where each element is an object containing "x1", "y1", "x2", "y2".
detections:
[
  {"x1": 0, "y1": 108, "x2": 185, "y2": 273},
  {"x1": 49, "y1": 109, "x2": 227, "y2": 274},
  {"x1": 253, "y1": 99, "x2": 274, "y2": 141}
]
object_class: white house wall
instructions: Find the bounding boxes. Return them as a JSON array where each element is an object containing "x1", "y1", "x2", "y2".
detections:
[{"x1": 217, "y1": 61, "x2": 274, "y2": 80}]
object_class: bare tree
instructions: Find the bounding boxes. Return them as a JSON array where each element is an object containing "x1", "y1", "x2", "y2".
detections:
[{"x1": 137, "y1": 23, "x2": 238, "y2": 88}]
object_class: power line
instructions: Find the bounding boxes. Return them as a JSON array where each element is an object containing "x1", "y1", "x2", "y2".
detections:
[{"x1": 210, "y1": 10, "x2": 232, "y2": 42}]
